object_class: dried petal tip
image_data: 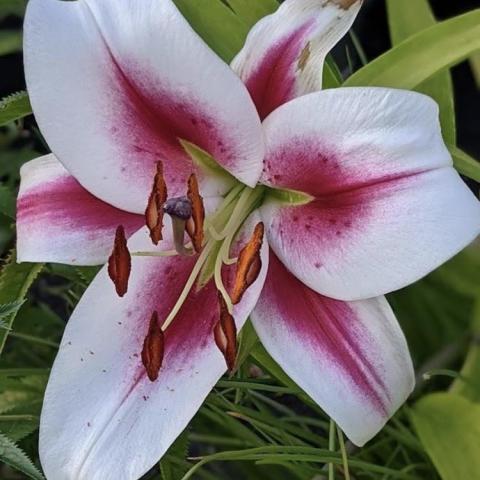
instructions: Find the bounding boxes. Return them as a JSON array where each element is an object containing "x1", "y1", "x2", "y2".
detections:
[
  {"x1": 141, "y1": 311, "x2": 165, "y2": 382},
  {"x1": 145, "y1": 161, "x2": 168, "y2": 245},
  {"x1": 231, "y1": 222, "x2": 264, "y2": 305},
  {"x1": 214, "y1": 293, "x2": 237, "y2": 372},
  {"x1": 186, "y1": 173, "x2": 205, "y2": 253},
  {"x1": 108, "y1": 225, "x2": 131, "y2": 297}
]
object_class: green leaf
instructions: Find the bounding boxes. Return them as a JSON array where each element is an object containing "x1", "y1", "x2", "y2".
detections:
[
  {"x1": 0, "y1": 91, "x2": 32, "y2": 127},
  {"x1": 160, "y1": 428, "x2": 190, "y2": 480},
  {"x1": 224, "y1": 0, "x2": 278, "y2": 28},
  {"x1": 0, "y1": 251, "x2": 43, "y2": 355},
  {"x1": 0, "y1": 433, "x2": 45, "y2": 480},
  {"x1": 0, "y1": 301, "x2": 25, "y2": 323},
  {"x1": 173, "y1": 0, "x2": 248, "y2": 62},
  {"x1": 236, "y1": 320, "x2": 259, "y2": 369},
  {"x1": 448, "y1": 144, "x2": 480, "y2": 182},
  {"x1": 323, "y1": 56, "x2": 342, "y2": 88},
  {"x1": 386, "y1": 0, "x2": 455, "y2": 144},
  {"x1": 410, "y1": 393, "x2": 480, "y2": 480},
  {"x1": 0, "y1": 185, "x2": 16, "y2": 219},
  {"x1": 451, "y1": 299, "x2": 480, "y2": 401},
  {"x1": 0, "y1": 0, "x2": 26, "y2": 20},
  {"x1": 0, "y1": 30, "x2": 22, "y2": 56},
  {"x1": 344, "y1": 10, "x2": 480, "y2": 90}
]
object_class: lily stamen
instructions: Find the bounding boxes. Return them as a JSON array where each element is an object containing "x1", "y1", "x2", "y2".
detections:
[
  {"x1": 141, "y1": 311, "x2": 165, "y2": 382},
  {"x1": 108, "y1": 225, "x2": 131, "y2": 298},
  {"x1": 145, "y1": 161, "x2": 168, "y2": 245},
  {"x1": 231, "y1": 222, "x2": 264, "y2": 305},
  {"x1": 214, "y1": 292, "x2": 237, "y2": 372},
  {"x1": 185, "y1": 173, "x2": 205, "y2": 253}
]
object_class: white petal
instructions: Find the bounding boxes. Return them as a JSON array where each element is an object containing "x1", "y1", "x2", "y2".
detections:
[
  {"x1": 231, "y1": 0, "x2": 361, "y2": 119},
  {"x1": 251, "y1": 253, "x2": 414, "y2": 446},
  {"x1": 39, "y1": 213, "x2": 268, "y2": 480},
  {"x1": 17, "y1": 155, "x2": 143, "y2": 265},
  {"x1": 261, "y1": 87, "x2": 480, "y2": 300},
  {"x1": 24, "y1": 0, "x2": 264, "y2": 213}
]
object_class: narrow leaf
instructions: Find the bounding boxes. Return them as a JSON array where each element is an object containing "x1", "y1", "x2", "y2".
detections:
[
  {"x1": 0, "y1": 30, "x2": 22, "y2": 56},
  {"x1": 0, "y1": 185, "x2": 16, "y2": 219},
  {"x1": 0, "y1": 91, "x2": 32, "y2": 127},
  {"x1": 448, "y1": 144, "x2": 480, "y2": 182},
  {"x1": 450, "y1": 300, "x2": 480, "y2": 401},
  {"x1": 173, "y1": 0, "x2": 248, "y2": 62},
  {"x1": 0, "y1": 301, "x2": 25, "y2": 322},
  {"x1": 386, "y1": 0, "x2": 456, "y2": 143},
  {"x1": 0, "y1": 251, "x2": 43, "y2": 355},
  {"x1": 0, "y1": 433, "x2": 45, "y2": 480},
  {"x1": 224, "y1": 0, "x2": 278, "y2": 28},
  {"x1": 344, "y1": 10, "x2": 480, "y2": 90}
]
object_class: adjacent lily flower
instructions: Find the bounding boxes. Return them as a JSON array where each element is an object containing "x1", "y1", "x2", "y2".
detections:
[{"x1": 17, "y1": 0, "x2": 480, "y2": 478}]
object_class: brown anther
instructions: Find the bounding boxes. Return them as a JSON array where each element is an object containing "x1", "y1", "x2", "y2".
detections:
[
  {"x1": 145, "y1": 161, "x2": 168, "y2": 245},
  {"x1": 141, "y1": 311, "x2": 165, "y2": 382},
  {"x1": 214, "y1": 293, "x2": 237, "y2": 372},
  {"x1": 185, "y1": 173, "x2": 205, "y2": 253},
  {"x1": 108, "y1": 225, "x2": 131, "y2": 297},
  {"x1": 231, "y1": 222, "x2": 264, "y2": 305}
]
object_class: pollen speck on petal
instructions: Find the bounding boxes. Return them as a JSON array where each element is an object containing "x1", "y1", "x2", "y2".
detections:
[
  {"x1": 214, "y1": 293, "x2": 237, "y2": 372},
  {"x1": 231, "y1": 222, "x2": 264, "y2": 305},
  {"x1": 108, "y1": 225, "x2": 131, "y2": 297},
  {"x1": 185, "y1": 173, "x2": 205, "y2": 253},
  {"x1": 141, "y1": 311, "x2": 165, "y2": 382},
  {"x1": 145, "y1": 161, "x2": 168, "y2": 245}
]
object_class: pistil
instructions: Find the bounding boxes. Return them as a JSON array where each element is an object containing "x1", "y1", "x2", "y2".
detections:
[{"x1": 164, "y1": 196, "x2": 193, "y2": 256}]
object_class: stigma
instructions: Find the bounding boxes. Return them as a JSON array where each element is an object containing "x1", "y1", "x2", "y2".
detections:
[{"x1": 145, "y1": 162, "x2": 205, "y2": 256}]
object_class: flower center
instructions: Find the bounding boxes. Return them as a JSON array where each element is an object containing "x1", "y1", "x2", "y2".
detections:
[{"x1": 108, "y1": 161, "x2": 265, "y2": 380}]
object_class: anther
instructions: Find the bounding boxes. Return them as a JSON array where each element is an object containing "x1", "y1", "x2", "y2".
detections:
[
  {"x1": 186, "y1": 173, "x2": 205, "y2": 253},
  {"x1": 164, "y1": 196, "x2": 193, "y2": 256},
  {"x1": 214, "y1": 292, "x2": 237, "y2": 372},
  {"x1": 145, "y1": 161, "x2": 168, "y2": 245},
  {"x1": 141, "y1": 311, "x2": 165, "y2": 382},
  {"x1": 108, "y1": 225, "x2": 131, "y2": 297},
  {"x1": 231, "y1": 222, "x2": 264, "y2": 304}
]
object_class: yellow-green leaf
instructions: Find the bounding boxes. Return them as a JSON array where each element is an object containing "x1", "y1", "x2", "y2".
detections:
[
  {"x1": 448, "y1": 144, "x2": 480, "y2": 183},
  {"x1": 451, "y1": 299, "x2": 480, "y2": 402},
  {"x1": 410, "y1": 393, "x2": 480, "y2": 480},
  {"x1": 173, "y1": 0, "x2": 248, "y2": 62},
  {"x1": 344, "y1": 10, "x2": 480, "y2": 90},
  {"x1": 386, "y1": 0, "x2": 455, "y2": 144},
  {"x1": 224, "y1": 0, "x2": 278, "y2": 28}
]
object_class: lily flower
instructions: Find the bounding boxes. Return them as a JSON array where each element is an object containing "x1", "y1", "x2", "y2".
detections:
[{"x1": 17, "y1": 0, "x2": 480, "y2": 478}]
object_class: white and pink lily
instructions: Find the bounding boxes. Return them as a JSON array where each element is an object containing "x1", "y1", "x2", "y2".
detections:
[{"x1": 17, "y1": 0, "x2": 480, "y2": 479}]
